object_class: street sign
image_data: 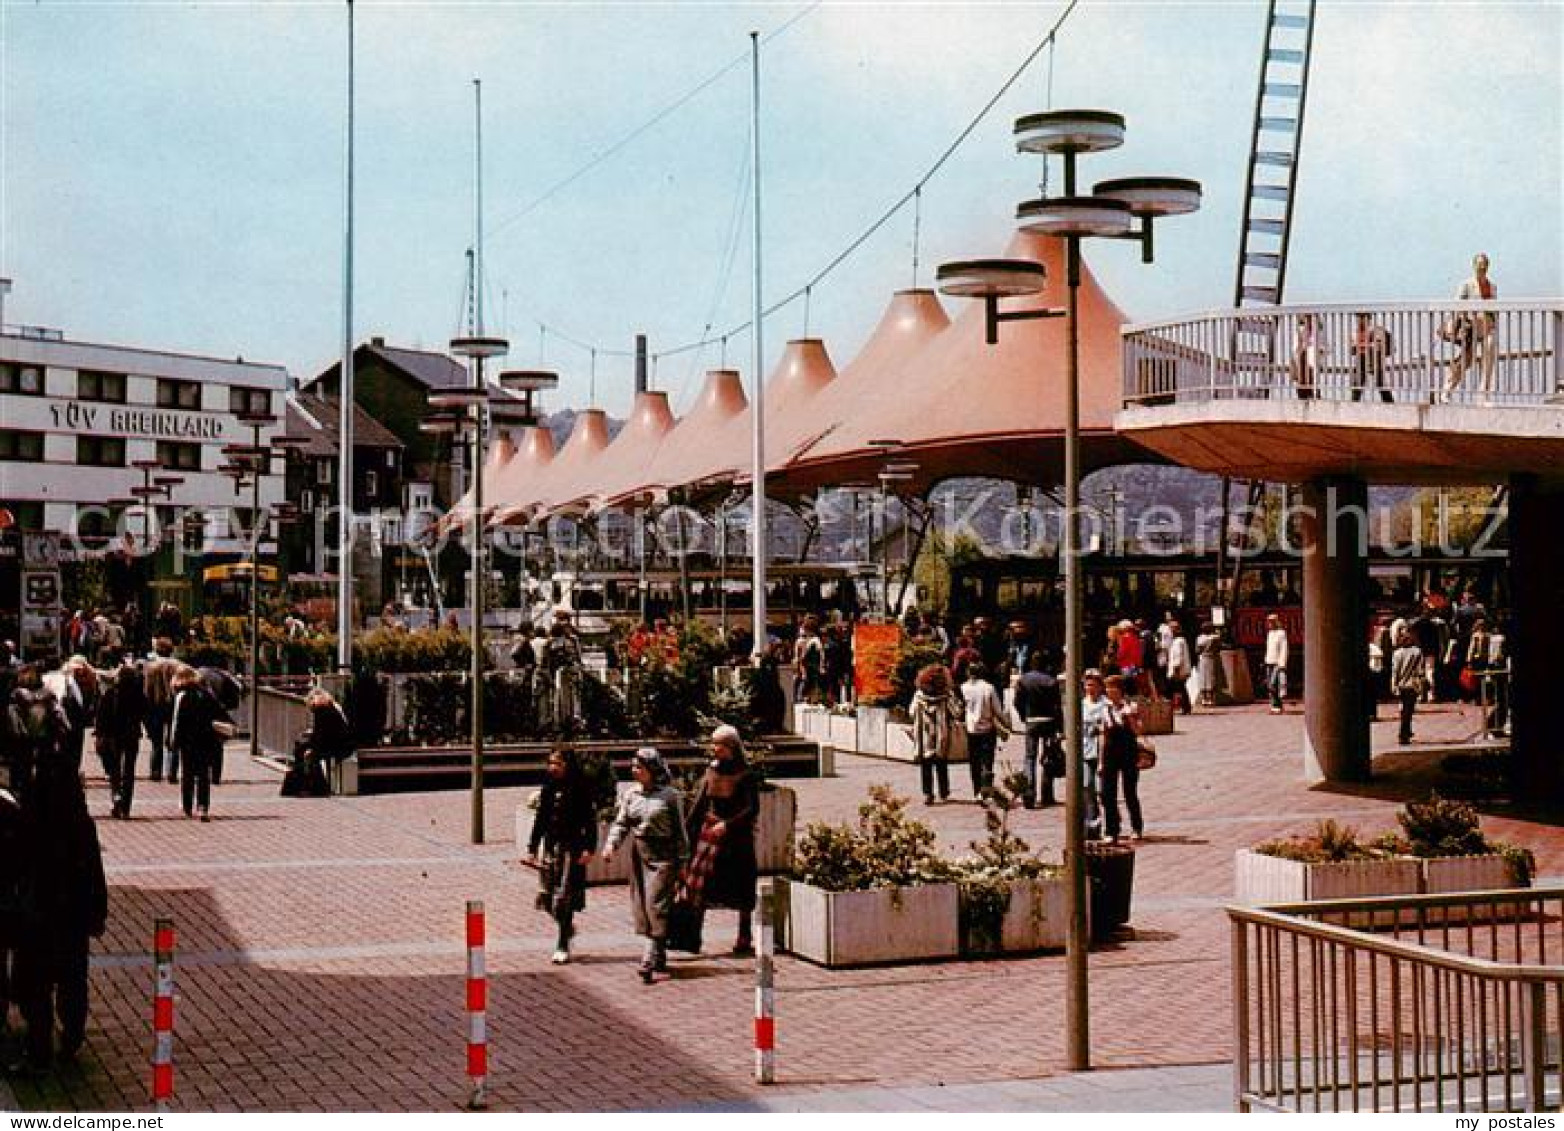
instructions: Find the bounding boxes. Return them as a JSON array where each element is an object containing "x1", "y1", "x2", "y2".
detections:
[{"x1": 21, "y1": 568, "x2": 61, "y2": 658}]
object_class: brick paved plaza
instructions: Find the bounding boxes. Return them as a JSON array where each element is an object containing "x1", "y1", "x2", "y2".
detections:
[{"x1": 5, "y1": 699, "x2": 1554, "y2": 1113}]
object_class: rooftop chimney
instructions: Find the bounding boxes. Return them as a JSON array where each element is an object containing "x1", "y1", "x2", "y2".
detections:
[
  {"x1": 370, "y1": 335, "x2": 385, "y2": 348},
  {"x1": 635, "y1": 333, "x2": 648, "y2": 394}
]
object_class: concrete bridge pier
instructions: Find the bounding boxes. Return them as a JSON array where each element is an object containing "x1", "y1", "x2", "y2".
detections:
[
  {"x1": 1509, "y1": 474, "x2": 1564, "y2": 806},
  {"x1": 1300, "y1": 476, "x2": 1372, "y2": 785}
]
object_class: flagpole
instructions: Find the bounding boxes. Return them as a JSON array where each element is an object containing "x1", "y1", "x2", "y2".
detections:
[
  {"x1": 748, "y1": 31, "x2": 767, "y2": 659},
  {"x1": 336, "y1": 0, "x2": 357, "y2": 671}
]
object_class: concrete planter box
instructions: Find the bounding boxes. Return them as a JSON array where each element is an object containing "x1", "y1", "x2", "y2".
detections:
[
  {"x1": 779, "y1": 878, "x2": 960, "y2": 967},
  {"x1": 885, "y1": 722, "x2": 918, "y2": 762},
  {"x1": 1135, "y1": 696, "x2": 1176, "y2": 736},
  {"x1": 855, "y1": 706, "x2": 891, "y2": 756},
  {"x1": 960, "y1": 876, "x2": 1071, "y2": 956},
  {"x1": 1420, "y1": 854, "x2": 1524, "y2": 923},
  {"x1": 517, "y1": 786, "x2": 797, "y2": 887},
  {"x1": 1234, "y1": 849, "x2": 1421, "y2": 926},
  {"x1": 828, "y1": 713, "x2": 859, "y2": 751},
  {"x1": 793, "y1": 704, "x2": 829, "y2": 742}
]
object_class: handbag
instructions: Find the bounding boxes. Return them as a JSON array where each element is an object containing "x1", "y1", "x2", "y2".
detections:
[
  {"x1": 1135, "y1": 738, "x2": 1158, "y2": 771},
  {"x1": 666, "y1": 896, "x2": 705, "y2": 954},
  {"x1": 212, "y1": 720, "x2": 237, "y2": 740}
]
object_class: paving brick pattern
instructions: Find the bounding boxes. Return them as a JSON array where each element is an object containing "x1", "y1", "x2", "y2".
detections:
[{"x1": 3, "y1": 698, "x2": 1552, "y2": 1112}]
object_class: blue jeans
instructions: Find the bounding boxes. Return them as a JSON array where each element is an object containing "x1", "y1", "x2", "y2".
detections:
[
  {"x1": 1266, "y1": 664, "x2": 1287, "y2": 709},
  {"x1": 1023, "y1": 720, "x2": 1060, "y2": 803}
]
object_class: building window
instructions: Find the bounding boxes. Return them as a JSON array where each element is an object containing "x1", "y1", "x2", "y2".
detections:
[
  {"x1": 0, "y1": 362, "x2": 45, "y2": 396},
  {"x1": 76, "y1": 505, "x2": 127, "y2": 546},
  {"x1": 156, "y1": 441, "x2": 201, "y2": 471},
  {"x1": 317, "y1": 459, "x2": 333, "y2": 485},
  {"x1": 364, "y1": 470, "x2": 379, "y2": 499},
  {"x1": 78, "y1": 370, "x2": 127, "y2": 403},
  {"x1": 229, "y1": 386, "x2": 272, "y2": 417},
  {"x1": 77, "y1": 436, "x2": 127, "y2": 467},
  {"x1": 0, "y1": 429, "x2": 45, "y2": 461},
  {"x1": 156, "y1": 378, "x2": 202, "y2": 410}
]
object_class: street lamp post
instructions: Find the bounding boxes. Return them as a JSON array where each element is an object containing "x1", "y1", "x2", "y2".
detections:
[
  {"x1": 223, "y1": 415, "x2": 306, "y2": 765},
  {"x1": 938, "y1": 108, "x2": 1199, "y2": 1072},
  {"x1": 431, "y1": 335, "x2": 509, "y2": 846},
  {"x1": 130, "y1": 459, "x2": 183, "y2": 650}
]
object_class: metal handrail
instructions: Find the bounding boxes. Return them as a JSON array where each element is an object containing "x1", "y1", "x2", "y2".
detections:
[
  {"x1": 1230, "y1": 886, "x2": 1564, "y2": 1113},
  {"x1": 1122, "y1": 299, "x2": 1564, "y2": 409},
  {"x1": 1232, "y1": 891, "x2": 1564, "y2": 982}
]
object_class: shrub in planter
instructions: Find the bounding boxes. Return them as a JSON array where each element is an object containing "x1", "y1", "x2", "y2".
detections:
[
  {"x1": 955, "y1": 773, "x2": 1065, "y2": 955},
  {"x1": 1380, "y1": 795, "x2": 1535, "y2": 890},
  {"x1": 1253, "y1": 819, "x2": 1379, "y2": 864},
  {"x1": 401, "y1": 673, "x2": 466, "y2": 745},
  {"x1": 874, "y1": 640, "x2": 947, "y2": 710},
  {"x1": 787, "y1": 785, "x2": 959, "y2": 966}
]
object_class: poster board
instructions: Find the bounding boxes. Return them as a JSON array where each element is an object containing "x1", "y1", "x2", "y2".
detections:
[{"x1": 853, "y1": 622, "x2": 902, "y2": 705}]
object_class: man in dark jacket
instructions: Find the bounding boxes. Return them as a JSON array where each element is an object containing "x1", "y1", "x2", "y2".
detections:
[
  {"x1": 6, "y1": 667, "x2": 68, "y2": 800},
  {"x1": 1013, "y1": 650, "x2": 1063, "y2": 808},
  {"x1": 96, "y1": 654, "x2": 147, "y2": 819},
  {"x1": 10, "y1": 756, "x2": 108, "y2": 1073}
]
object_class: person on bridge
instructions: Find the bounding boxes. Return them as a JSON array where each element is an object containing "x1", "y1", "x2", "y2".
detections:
[
  {"x1": 1290, "y1": 313, "x2": 1324, "y2": 400},
  {"x1": 1441, "y1": 253, "x2": 1499, "y2": 404},
  {"x1": 1351, "y1": 312, "x2": 1396, "y2": 403}
]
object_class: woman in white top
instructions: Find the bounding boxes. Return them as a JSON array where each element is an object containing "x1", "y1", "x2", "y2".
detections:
[
  {"x1": 960, "y1": 662, "x2": 1010, "y2": 798},
  {"x1": 1264, "y1": 615, "x2": 1290, "y2": 714},
  {"x1": 1164, "y1": 620, "x2": 1193, "y2": 716}
]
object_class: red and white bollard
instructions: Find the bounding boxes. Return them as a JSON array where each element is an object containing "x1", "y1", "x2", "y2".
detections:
[
  {"x1": 754, "y1": 880, "x2": 776, "y2": 1084},
  {"x1": 465, "y1": 900, "x2": 488, "y2": 1109},
  {"x1": 152, "y1": 918, "x2": 175, "y2": 1112}
]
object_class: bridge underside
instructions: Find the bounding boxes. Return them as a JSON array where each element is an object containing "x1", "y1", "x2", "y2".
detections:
[
  {"x1": 1116, "y1": 402, "x2": 1564, "y2": 487},
  {"x1": 1118, "y1": 402, "x2": 1564, "y2": 803}
]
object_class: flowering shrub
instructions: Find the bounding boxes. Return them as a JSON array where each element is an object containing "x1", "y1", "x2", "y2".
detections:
[{"x1": 792, "y1": 784, "x2": 953, "y2": 892}]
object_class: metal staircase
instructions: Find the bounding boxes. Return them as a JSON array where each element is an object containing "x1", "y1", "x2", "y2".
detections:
[
  {"x1": 1221, "y1": 0, "x2": 1317, "y2": 608},
  {"x1": 1233, "y1": 0, "x2": 1317, "y2": 310}
]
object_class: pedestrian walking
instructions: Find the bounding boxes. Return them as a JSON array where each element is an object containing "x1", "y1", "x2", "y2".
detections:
[
  {"x1": 1013, "y1": 651, "x2": 1062, "y2": 807},
  {"x1": 5, "y1": 667, "x2": 68, "y2": 800},
  {"x1": 1392, "y1": 628, "x2": 1426, "y2": 745},
  {"x1": 600, "y1": 748, "x2": 688, "y2": 984},
  {"x1": 1164, "y1": 618, "x2": 1193, "y2": 715},
  {"x1": 95, "y1": 653, "x2": 146, "y2": 819},
  {"x1": 1096, "y1": 674, "x2": 1146, "y2": 843},
  {"x1": 1264, "y1": 614, "x2": 1290, "y2": 714},
  {"x1": 961, "y1": 662, "x2": 1010, "y2": 797},
  {"x1": 142, "y1": 638, "x2": 179, "y2": 782},
  {"x1": 168, "y1": 664, "x2": 224, "y2": 821},
  {"x1": 685, "y1": 725, "x2": 760, "y2": 957},
  {"x1": 1079, "y1": 670, "x2": 1109, "y2": 839},
  {"x1": 525, "y1": 748, "x2": 598, "y2": 966},
  {"x1": 909, "y1": 664, "x2": 961, "y2": 805},
  {"x1": 9, "y1": 753, "x2": 108, "y2": 1075}
]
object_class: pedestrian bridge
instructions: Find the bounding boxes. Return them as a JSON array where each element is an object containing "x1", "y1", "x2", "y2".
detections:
[
  {"x1": 1110, "y1": 298, "x2": 1564, "y2": 799},
  {"x1": 1116, "y1": 300, "x2": 1564, "y2": 485}
]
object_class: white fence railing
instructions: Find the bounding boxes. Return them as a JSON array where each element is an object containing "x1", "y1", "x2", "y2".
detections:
[{"x1": 1123, "y1": 301, "x2": 1564, "y2": 409}]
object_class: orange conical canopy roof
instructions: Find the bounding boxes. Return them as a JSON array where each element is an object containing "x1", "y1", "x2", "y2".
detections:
[
  {"x1": 615, "y1": 368, "x2": 749, "y2": 506},
  {"x1": 780, "y1": 229, "x2": 1131, "y2": 493},
  {"x1": 554, "y1": 390, "x2": 676, "y2": 516},
  {"x1": 493, "y1": 408, "x2": 610, "y2": 525},
  {"x1": 485, "y1": 423, "x2": 555, "y2": 524}
]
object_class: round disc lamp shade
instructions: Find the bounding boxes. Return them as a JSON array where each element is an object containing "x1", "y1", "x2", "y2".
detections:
[
  {"x1": 1016, "y1": 196, "x2": 1133, "y2": 238},
  {"x1": 1092, "y1": 176, "x2": 1203, "y2": 216},
  {"x1": 1014, "y1": 109, "x2": 1126, "y2": 155},
  {"x1": 935, "y1": 258, "x2": 1048, "y2": 299}
]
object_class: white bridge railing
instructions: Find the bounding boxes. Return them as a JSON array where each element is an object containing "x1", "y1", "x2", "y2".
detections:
[{"x1": 1123, "y1": 301, "x2": 1564, "y2": 409}]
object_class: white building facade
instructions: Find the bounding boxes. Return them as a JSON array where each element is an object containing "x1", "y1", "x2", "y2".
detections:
[{"x1": 0, "y1": 328, "x2": 288, "y2": 556}]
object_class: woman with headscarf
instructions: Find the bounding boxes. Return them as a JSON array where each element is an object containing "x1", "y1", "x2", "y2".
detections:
[
  {"x1": 909, "y1": 663, "x2": 962, "y2": 805},
  {"x1": 685, "y1": 725, "x2": 761, "y2": 956},
  {"x1": 601, "y1": 748, "x2": 688, "y2": 983},
  {"x1": 526, "y1": 747, "x2": 598, "y2": 965}
]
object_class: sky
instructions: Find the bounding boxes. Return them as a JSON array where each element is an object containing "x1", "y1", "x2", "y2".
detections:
[{"x1": 2, "y1": 1, "x2": 1559, "y2": 417}]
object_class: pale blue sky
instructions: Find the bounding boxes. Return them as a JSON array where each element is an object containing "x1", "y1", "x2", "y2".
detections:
[{"x1": 3, "y1": 1, "x2": 1559, "y2": 415}]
